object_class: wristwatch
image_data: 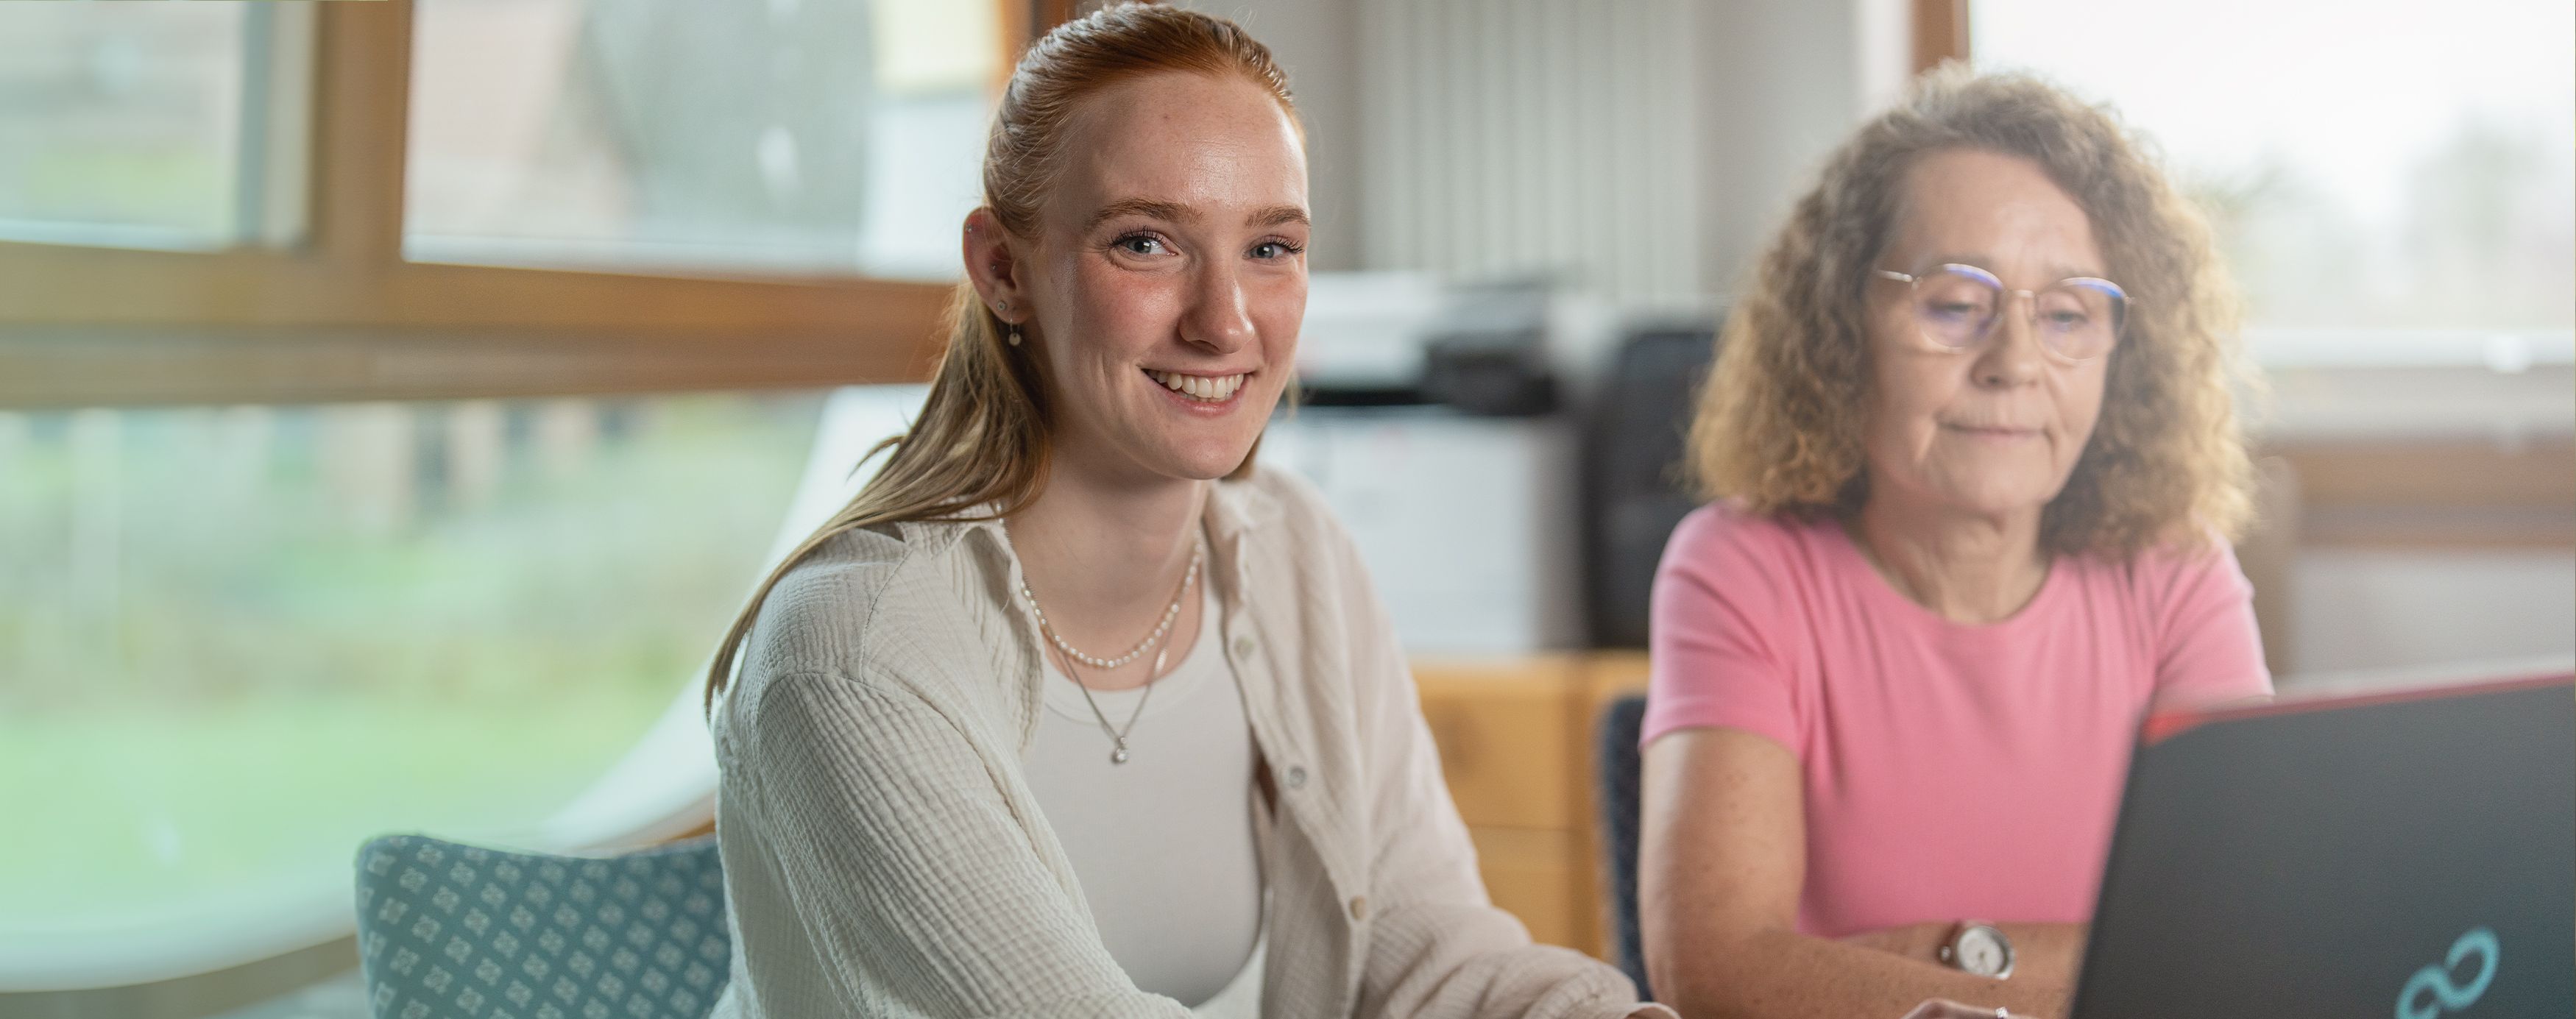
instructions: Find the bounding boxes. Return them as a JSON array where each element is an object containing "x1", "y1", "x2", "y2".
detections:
[{"x1": 1939, "y1": 920, "x2": 2015, "y2": 979}]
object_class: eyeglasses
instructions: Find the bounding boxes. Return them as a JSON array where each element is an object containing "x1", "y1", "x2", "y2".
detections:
[{"x1": 1873, "y1": 264, "x2": 2129, "y2": 361}]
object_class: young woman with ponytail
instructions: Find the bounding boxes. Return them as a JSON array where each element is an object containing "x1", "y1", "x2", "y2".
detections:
[{"x1": 701, "y1": 7, "x2": 1665, "y2": 1018}]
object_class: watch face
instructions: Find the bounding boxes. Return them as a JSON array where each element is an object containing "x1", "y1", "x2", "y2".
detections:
[{"x1": 1956, "y1": 926, "x2": 2011, "y2": 977}]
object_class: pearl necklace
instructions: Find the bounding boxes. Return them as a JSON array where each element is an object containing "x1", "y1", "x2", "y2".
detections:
[
  {"x1": 1022, "y1": 544, "x2": 1204, "y2": 764},
  {"x1": 1022, "y1": 546, "x2": 1203, "y2": 670}
]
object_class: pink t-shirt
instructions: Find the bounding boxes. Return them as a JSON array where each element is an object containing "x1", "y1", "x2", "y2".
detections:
[{"x1": 1642, "y1": 503, "x2": 2270, "y2": 937}]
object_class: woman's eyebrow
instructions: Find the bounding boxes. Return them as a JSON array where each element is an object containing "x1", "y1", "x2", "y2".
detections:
[
  {"x1": 1086, "y1": 198, "x2": 1195, "y2": 232},
  {"x1": 1085, "y1": 199, "x2": 1309, "y2": 232},
  {"x1": 1248, "y1": 205, "x2": 1309, "y2": 229}
]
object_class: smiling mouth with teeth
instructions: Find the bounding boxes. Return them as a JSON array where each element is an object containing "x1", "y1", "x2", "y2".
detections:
[{"x1": 1145, "y1": 369, "x2": 1249, "y2": 403}]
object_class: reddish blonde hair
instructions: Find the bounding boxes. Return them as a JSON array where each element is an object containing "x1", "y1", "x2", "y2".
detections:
[{"x1": 707, "y1": 4, "x2": 1298, "y2": 710}]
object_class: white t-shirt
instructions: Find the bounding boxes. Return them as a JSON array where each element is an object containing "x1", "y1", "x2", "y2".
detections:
[{"x1": 1023, "y1": 581, "x2": 1264, "y2": 1012}]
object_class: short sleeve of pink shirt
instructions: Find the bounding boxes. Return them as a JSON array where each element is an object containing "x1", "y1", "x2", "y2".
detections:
[{"x1": 1642, "y1": 503, "x2": 2271, "y2": 937}]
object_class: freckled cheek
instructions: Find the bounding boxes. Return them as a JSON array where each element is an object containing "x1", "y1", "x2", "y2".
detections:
[
  {"x1": 1256, "y1": 314, "x2": 1301, "y2": 368},
  {"x1": 1244, "y1": 280, "x2": 1304, "y2": 367},
  {"x1": 1068, "y1": 273, "x2": 1184, "y2": 358},
  {"x1": 1253, "y1": 275, "x2": 1306, "y2": 319}
]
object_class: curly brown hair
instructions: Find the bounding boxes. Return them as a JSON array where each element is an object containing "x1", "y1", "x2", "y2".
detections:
[{"x1": 1687, "y1": 65, "x2": 2255, "y2": 557}]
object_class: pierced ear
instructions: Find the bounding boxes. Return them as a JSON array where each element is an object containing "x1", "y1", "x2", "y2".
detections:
[{"x1": 963, "y1": 207, "x2": 1028, "y2": 324}]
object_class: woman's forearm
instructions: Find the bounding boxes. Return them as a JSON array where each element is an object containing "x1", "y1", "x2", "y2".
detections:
[
  {"x1": 1640, "y1": 731, "x2": 2077, "y2": 1018},
  {"x1": 1657, "y1": 926, "x2": 2072, "y2": 1019}
]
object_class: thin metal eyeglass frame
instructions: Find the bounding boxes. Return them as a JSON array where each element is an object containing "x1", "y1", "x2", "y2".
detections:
[{"x1": 1872, "y1": 264, "x2": 2130, "y2": 362}]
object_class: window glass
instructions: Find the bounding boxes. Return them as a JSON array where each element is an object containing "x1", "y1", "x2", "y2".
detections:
[
  {"x1": 1973, "y1": 1, "x2": 2575, "y2": 357},
  {"x1": 0, "y1": 391, "x2": 822, "y2": 967},
  {"x1": 403, "y1": 0, "x2": 999, "y2": 280},
  {"x1": 0, "y1": 3, "x2": 289, "y2": 252}
]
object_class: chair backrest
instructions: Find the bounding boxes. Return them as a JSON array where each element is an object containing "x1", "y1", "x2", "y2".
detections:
[
  {"x1": 1581, "y1": 323, "x2": 1718, "y2": 648},
  {"x1": 1594, "y1": 692, "x2": 1652, "y2": 1000},
  {"x1": 354, "y1": 834, "x2": 729, "y2": 1019}
]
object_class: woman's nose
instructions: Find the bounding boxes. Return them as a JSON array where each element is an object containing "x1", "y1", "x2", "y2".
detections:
[
  {"x1": 1180, "y1": 260, "x2": 1257, "y2": 352},
  {"x1": 1973, "y1": 291, "x2": 2047, "y2": 387}
]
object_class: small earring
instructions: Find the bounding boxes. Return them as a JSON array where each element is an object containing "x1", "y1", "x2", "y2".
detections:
[{"x1": 1008, "y1": 324, "x2": 1022, "y2": 347}]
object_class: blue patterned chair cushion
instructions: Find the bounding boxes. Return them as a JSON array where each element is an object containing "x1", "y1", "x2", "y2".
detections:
[{"x1": 354, "y1": 834, "x2": 730, "y2": 1019}]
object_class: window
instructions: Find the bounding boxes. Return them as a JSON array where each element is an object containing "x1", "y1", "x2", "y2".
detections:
[
  {"x1": 1973, "y1": 0, "x2": 2575, "y2": 363},
  {"x1": 0, "y1": 391, "x2": 824, "y2": 982},
  {"x1": 1973, "y1": 3, "x2": 2575, "y2": 681},
  {"x1": 404, "y1": 0, "x2": 997, "y2": 279},
  {"x1": 0, "y1": 0, "x2": 1016, "y2": 1002},
  {"x1": 0, "y1": 1, "x2": 960, "y2": 411},
  {"x1": 0, "y1": 3, "x2": 308, "y2": 252}
]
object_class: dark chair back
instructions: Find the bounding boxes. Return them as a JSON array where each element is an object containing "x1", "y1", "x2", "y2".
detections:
[
  {"x1": 1582, "y1": 324, "x2": 1718, "y2": 648},
  {"x1": 1595, "y1": 692, "x2": 1653, "y2": 1000},
  {"x1": 355, "y1": 833, "x2": 730, "y2": 1019}
]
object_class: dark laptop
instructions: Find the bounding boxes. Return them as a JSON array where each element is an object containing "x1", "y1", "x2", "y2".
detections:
[{"x1": 2070, "y1": 671, "x2": 2575, "y2": 1018}]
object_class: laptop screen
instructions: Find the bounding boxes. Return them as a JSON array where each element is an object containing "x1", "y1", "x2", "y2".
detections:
[{"x1": 2073, "y1": 673, "x2": 2575, "y2": 1018}]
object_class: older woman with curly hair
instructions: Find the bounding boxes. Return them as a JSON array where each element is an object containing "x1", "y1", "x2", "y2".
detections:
[{"x1": 1637, "y1": 70, "x2": 2271, "y2": 1019}]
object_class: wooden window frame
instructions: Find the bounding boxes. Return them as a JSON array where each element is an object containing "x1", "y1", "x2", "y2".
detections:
[
  {"x1": 1913, "y1": 0, "x2": 1970, "y2": 74},
  {"x1": 0, "y1": 0, "x2": 966, "y2": 409}
]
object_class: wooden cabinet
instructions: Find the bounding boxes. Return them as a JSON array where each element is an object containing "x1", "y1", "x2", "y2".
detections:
[{"x1": 1410, "y1": 653, "x2": 1652, "y2": 960}]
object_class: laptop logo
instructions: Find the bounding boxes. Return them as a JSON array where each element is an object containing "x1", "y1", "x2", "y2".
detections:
[{"x1": 2396, "y1": 926, "x2": 2499, "y2": 1019}]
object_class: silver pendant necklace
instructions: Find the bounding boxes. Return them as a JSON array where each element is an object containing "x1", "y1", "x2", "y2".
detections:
[
  {"x1": 1055, "y1": 644, "x2": 1160, "y2": 764},
  {"x1": 1024, "y1": 544, "x2": 1203, "y2": 764}
]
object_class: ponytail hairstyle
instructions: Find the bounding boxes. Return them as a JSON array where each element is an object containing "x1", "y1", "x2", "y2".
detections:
[{"x1": 704, "y1": 2, "x2": 1300, "y2": 712}]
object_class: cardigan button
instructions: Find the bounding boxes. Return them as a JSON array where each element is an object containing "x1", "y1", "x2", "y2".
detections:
[
  {"x1": 1348, "y1": 895, "x2": 1368, "y2": 921},
  {"x1": 1284, "y1": 766, "x2": 1307, "y2": 789},
  {"x1": 1233, "y1": 636, "x2": 1256, "y2": 657}
]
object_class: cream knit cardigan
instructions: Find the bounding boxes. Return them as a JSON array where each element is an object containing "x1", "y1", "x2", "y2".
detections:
[{"x1": 708, "y1": 469, "x2": 1666, "y2": 1019}]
